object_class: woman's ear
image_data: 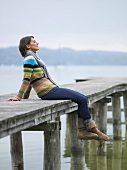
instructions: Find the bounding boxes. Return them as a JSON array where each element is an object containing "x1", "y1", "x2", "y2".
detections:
[{"x1": 26, "y1": 44, "x2": 30, "y2": 49}]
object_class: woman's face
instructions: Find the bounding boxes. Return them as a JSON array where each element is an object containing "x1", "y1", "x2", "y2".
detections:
[{"x1": 26, "y1": 37, "x2": 39, "y2": 52}]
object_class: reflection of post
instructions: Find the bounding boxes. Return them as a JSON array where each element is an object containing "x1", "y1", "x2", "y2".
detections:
[
  {"x1": 10, "y1": 132, "x2": 24, "y2": 170},
  {"x1": 122, "y1": 130, "x2": 127, "y2": 170},
  {"x1": 64, "y1": 115, "x2": 71, "y2": 158},
  {"x1": 96, "y1": 155, "x2": 107, "y2": 170},
  {"x1": 112, "y1": 93, "x2": 121, "y2": 139},
  {"x1": 68, "y1": 111, "x2": 86, "y2": 170},
  {"x1": 123, "y1": 91, "x2": 127, "y2": 129},
  {"x1": 88, "y1": 140, "x2": 97, "y2": 170},
  {"x1": 112, "y1": 140, "x2": 122, "y2": 170}
]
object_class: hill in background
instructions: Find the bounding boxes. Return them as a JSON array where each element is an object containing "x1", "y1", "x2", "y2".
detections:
[{"x1": 0, "y1": 47, "x2": 127, "y2": 65}]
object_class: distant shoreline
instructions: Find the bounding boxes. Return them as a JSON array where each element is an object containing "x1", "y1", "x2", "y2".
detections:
[{"x1": 0, "y1": 47, "x2": 127, "y2": 65}]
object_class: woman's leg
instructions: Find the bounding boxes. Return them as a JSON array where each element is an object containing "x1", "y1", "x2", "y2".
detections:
[
  {"x1": 41, "y1": 86, "x2": 91, "y2": 121},
  {"x1": 41, "y1": 86, "x2": 109, "y2": 141}
]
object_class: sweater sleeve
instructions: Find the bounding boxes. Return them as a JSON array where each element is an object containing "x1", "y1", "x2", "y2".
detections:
[
  {"x1": 15, "y1": 56, "x2": 38, "y2": 100},
  {"x1": 22, "y1": 84, "x2": 32, "y2": 99}
]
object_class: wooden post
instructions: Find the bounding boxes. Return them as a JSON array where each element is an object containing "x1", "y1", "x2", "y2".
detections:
[
  {"x1": 96, "y1": 98, "x2": 109, "y2": 155},
  {"x1": 92, "y1": 102, "x2": 99, "y2": 125},
  {"x1": 10, "y1": 132, "x2": 24, "y2": 170},
  {"x1": 96, "y1": 99, "x2": 108, "y2": 168},
  {"x1": 68, "y1": 111, "x2": 86, "y2": 170},
  {"x1": 43, "y1": 121, "x2": 61, "y2": 170},
  {"x1": 123, "y1": 91, "x2": 127, "y2": 129},
  {"x1": 64, "y1": 115, "x2": 71, "y2": 158},
  {"x1": 112, "y1": 93, "x2": 121, "y2": 139}
]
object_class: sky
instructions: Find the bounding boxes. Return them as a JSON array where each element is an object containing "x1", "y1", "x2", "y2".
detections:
[{"x1": 0, "y1": 0, "x2": 127, "y2": 52}]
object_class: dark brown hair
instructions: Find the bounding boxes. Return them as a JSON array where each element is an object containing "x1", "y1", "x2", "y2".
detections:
[{"x1": 19, "y1": 36, "x2": 34, "y2": 57}]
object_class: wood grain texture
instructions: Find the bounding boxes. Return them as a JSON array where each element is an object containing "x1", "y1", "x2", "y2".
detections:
[
  {"x1": 10, "y1": 132, "x2": 24, "y2": 170},
  {"x1": 43, "y1": 121, "x2": 61, "y2": 170},
  {"x1": 112, "y1": 93, "x2": 122, "y2": 139}
]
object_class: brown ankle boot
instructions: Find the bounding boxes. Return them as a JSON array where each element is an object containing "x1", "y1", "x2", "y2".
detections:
[
  {"x1": 85, "y1": 121, "x2": 109, "y2": 141},
  {"x1": 78, "y1": 119, "x2": 99, "y2": 140}
]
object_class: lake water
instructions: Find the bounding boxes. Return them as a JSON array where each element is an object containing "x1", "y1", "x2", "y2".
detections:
[{"x1": 0, "y1": 65, "x2": 127, "y2": 170}]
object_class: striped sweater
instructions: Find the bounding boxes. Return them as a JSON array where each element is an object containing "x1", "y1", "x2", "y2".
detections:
[{"x1": 16, "y1": 56, "x2": 56, "y2": 100}]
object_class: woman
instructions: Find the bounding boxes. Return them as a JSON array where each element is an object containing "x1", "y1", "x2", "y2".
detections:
[{"x1": 8, "y1": 36, "x2": 109, "y2": 141}]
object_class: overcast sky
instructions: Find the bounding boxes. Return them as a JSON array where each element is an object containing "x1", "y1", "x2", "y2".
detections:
[{"x1": 0, "y1": 0, "x2": 127, "y2": 51}]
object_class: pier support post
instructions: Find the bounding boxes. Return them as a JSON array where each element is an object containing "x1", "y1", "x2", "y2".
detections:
[
  {"x1": 43, "y1": 121, "x2": 61, "y2": 170},
  {"x1": 68, "y1": 111, "x2": 86, "y2": 170},
  {"x1": 112, "y1": 93, "x2": 121, "y2": 139},
  {"x1": 64, "y1": 115, "x2": 71, "y2": 158},
  {"x1": 10, "y1": 132, "x2": 24, "y2": 170},
  {"x1": 96, "y1": 98, "x2": 109, "y2": 155},
  {"x1": 123, "y1": 91, "x2": 127, "y2": 129}
]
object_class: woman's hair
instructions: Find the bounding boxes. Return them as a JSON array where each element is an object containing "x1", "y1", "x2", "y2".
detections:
[{"x1": 19, "y1": 36, "x2": 34, "y2": 57}]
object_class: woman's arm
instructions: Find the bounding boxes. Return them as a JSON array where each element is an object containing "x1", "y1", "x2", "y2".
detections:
[
  {"x1": 8, "y1": 78, "x2": 32, "y2": 101},
  {"x1": 8, "y1": 56, "x2": 36, "y2": 101},
  {"x1": 22, "y1": 84, "x2": 32, "y2": 99}
]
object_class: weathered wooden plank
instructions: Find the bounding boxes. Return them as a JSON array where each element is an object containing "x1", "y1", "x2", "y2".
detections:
[
  {"x1": 25, "y1": 121, "x2": 61, "y2": 131},
  {"x1": 0, "y1": 102, "x2": 77, "y2": 139},
  {"x1": 0, "y1": 101, "x2": 76, "y2": 129}
]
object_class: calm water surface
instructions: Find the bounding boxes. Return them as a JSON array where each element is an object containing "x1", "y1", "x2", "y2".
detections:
[{"x1": 0, "y1": 65, "x2": 127, "y2": 170}]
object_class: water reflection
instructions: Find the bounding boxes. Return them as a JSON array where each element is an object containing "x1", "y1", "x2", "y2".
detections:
[
  {"x1": 122, "y1": 131, "x2": 127, "y2": 170},
  {"x1": 112, "y1": 140, "x2": 122, "y2": 170},
  {"x1": 64, "y1": 115, "x2": 127, "y2": 170}
]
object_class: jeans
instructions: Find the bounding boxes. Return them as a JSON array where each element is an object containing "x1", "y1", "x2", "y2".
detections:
[{"x1": 41, "y1": 87, "x2": 91, "y2": 121}]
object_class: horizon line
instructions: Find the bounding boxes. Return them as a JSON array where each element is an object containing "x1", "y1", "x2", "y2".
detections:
[{"x1": 0, "y1": 45, "x2": 127, "y2": 53}]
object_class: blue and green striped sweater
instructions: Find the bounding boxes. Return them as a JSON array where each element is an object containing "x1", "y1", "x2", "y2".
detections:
[{"x1": 16, "y1": 56, "x2": 56, "y2": 100}]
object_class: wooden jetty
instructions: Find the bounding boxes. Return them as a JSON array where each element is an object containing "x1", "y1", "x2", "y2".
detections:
[{"x1": 0, "y1": 77, "x2": 127, "y2": 170}]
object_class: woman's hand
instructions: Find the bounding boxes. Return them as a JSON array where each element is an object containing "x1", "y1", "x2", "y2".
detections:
[{"x1": 8, "y1": 97, "x2": 20, "y2": 101}]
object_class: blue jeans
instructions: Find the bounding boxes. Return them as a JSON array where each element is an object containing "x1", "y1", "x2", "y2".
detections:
[{"x1": 41, "y1": 87, "x2": 91, "y2": 121}]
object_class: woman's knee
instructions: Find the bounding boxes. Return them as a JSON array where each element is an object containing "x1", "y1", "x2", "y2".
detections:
[{"x1": 78, "y1": 95, "x2": 88, "y2": 104}]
